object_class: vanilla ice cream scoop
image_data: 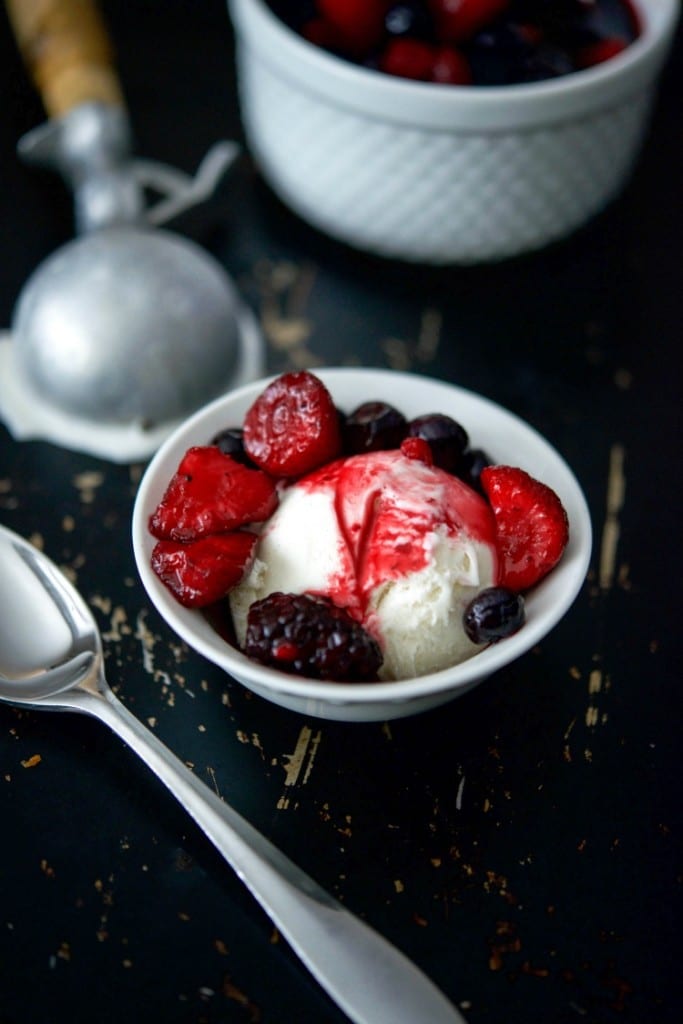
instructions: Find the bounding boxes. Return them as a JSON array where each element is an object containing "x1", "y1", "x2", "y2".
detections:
[{"x1": 230, "y1": 450, "x2": 500, "y2": 680}]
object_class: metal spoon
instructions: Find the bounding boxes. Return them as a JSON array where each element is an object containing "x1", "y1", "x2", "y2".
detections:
[
  {"x1": 0, "y1": 523, "x2": 467, "y2": 1024},
  {"x1": 6, "y1": 0, "x2": 255, "y2": 429}
]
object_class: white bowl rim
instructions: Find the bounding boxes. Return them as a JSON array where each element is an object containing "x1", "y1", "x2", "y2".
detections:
[
  {"x1": 132, "y1": 368, "x2": 593, "y2": 707},
  {"x1": 228, "y1": 0, "x2": 680, "y2": 130}
]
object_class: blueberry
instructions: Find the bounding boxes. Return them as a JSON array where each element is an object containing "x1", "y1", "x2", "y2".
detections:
[
  {"x1": 342, "y1": 401, "x2": 408, "y2": 454},
  {"x1": 406, "y1": 413, "x2": 469, "y2": 474},
  {"x1": 460, "y1": 447, "x2": 493, "y2": 493},
  {"x1": 385, "y1": 2, "x2": 435, "y2": 41},
  {"x1": 211, "y1": 427, "x2": 253, "y2": 465},
  {"x1": 466, "y1": 20, "x2": 536, "y2": 85},
  {"x1": 464, "y1": 587, "x2": 526, "y2": 645}
]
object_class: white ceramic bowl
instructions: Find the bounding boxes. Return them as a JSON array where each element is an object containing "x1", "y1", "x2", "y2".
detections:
[
  {"x1": 132, "y1": 369, "x2": 592, "y2": 721},
  {"x1": 227, "y1": 0, "x2": 679, "y2": 264}
]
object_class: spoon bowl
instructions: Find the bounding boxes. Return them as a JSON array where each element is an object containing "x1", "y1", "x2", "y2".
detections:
[{"x1": 0, "y1": 522, "x2": 466, "y2": 1024}]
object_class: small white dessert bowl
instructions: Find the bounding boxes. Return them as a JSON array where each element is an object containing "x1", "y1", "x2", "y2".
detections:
[
  {"x1": 227, "y1": 0, "x2": 679, "y2": 264},
  {"x1": 132, "y1": 368, "x2": 592, "y2": 722}
]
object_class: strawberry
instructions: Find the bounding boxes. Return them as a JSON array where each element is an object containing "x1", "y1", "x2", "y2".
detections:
[
  {"x1": 480, "y1": 465, "x2": 569, "y2": 591},
  {"x1": 379, "y1": 37, "x2": 436, "y2": 80},
  {"x1": 317, "y1": 0, "x2": 390, "y2": 54},
  {"x1": 399, "y1": 436, "x2": 434, "y2": 464},
  {"x1": 151, "y1": 532, "x2": 257, "y2": 608},
  {"x1": 576, "y1": 37, "x2": 628, "y2": 69},
  {"x1": 243, "y1": 371, "x2": 342, "y2": 478},
  {"x1": 149, "y1": 446, "x2": 278, "y2": 542}
]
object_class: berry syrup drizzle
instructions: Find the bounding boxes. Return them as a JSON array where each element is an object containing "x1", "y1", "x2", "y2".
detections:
[{"x1": 291, "y1": 450, "x2": 499, "y2": 620}]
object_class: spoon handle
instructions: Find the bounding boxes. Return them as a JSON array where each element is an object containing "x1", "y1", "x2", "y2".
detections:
[{"x1": 78, "y1": 686, "x2": 466, "y2": 1024}]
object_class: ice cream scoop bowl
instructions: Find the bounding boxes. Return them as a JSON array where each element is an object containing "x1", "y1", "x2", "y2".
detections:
[
  {"x1": 5, "y1": 0, "x2": 255, "y2": 437},
  {"x1": 0, "y1": 522, "x2": 468, "y2": 1024},
  {"x1": 132, "y1": 368, "x2": 593, "y2": 721}
]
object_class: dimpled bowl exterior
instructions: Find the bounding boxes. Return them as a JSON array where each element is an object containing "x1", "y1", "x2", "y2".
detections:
[
  {"x1": 228, "y1": 0, "x2": 679, "y2": 264},
  {"x1": 132, "y1": 369, "x2": 593, "y2": 722}
]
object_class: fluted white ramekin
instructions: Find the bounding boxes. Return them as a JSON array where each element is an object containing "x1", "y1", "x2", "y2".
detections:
[{"x1": 228, "y1": 0, "x2": 679, "y2": 263}]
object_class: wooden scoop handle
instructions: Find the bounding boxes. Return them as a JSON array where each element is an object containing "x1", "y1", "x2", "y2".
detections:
[{"x1": 5, "y1": 0, "x2": 124, "y2": 118}]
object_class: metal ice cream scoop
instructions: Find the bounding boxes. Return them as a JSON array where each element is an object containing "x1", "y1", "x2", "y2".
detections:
[{"x1": 5, "y1": 0, "x2": 256, "y2": 430}]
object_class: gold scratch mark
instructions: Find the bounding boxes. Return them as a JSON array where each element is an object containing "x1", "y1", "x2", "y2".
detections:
[
  {"x1": 61, "y1": 515, "x2": 75, "y2": 533},
  {"x1": 415, "y1": 307, "x2": 443, "y2": 362},
  {"x1": 614, "y1": 368, "x2": 633, "y2": 390},
  {"x1": 206, "y1": 766, "x2": 221, "y2": 798},
  {"x1": 91, "y1": 594, "x2": 112, "y2": 615},
  {"x1": 394, "y1": 879, "x2": 405, "y2": 894},
  {"x1": 564, "y1": 717, "x2": 577, "y2": 739},
  {"x1": 256, "y1": 259, "x2": 318, "y2": 369},
  {"x1": 21, "y1": 754, "x2": 42, "y2": 768},
  {"x1": 382, "y1": 336, "x2": 412, "y2": 371},
  {"x1": 73, "y1": 470, "x2": 104, "y2": 503},
  {"x1": 588, "y1": 669, "x2": 602, "y2": 694},
  {"x1": 277, "y1": 727, "x2": 322, "y2": 809},
  {"x1": 261, "y1": 309, "x2": 312, "y2": 350},
  {"x1": 599, "y1": 444, "x2": 626, "y2": 590},
  {"x1": 287, "y1": 346, "x2": 324, "y2": 369},
  {"x1": 381, "y1": 722, "x2": 393, "y2": 741},
  {"x1": 617, "y1": 563, "x2": 631, "y2": 589},
  {"x1": 134, "y1": 610, "x2": 162, "y2": 677},
  {"x1": 101, "y1": 606, "x2": 130, "y2": 643},
  {"x1": 585, "y1": 706, "x2": 599, "y2": 728},
  {"x1": 569, "y1": 665, "x2": 581, "y2": 680}
]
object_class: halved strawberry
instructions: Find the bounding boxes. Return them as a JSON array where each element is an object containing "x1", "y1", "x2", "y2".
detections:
[
  {"x1": 243, "y1": 371, "x2": 342, "y2": 478},
  {"x1": 149, "y1": 446, "x2": 278, "y2": 542},
  {"x1": 151, "y1": 531, "x2": 257, "y2": 608},
  {"x1": 480, "y1": 465, "x2": 569, "y2": 592}
]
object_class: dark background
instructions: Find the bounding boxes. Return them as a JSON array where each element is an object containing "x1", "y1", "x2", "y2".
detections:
[{"x1": 1, "y1": 2, "x2": 681, "y2": 1023}]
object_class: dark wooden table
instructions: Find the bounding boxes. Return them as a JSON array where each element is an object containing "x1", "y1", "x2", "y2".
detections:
[{"x1": 1, "y1": 3, "x2": 681, "y2": 1022}]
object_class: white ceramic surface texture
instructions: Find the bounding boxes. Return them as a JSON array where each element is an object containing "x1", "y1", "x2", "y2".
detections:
[
  {"x1": 228, "y1": 0, "x2": 679, "y2": 263},
  {"x1": 133, "y1": 369, "x2": 593, "y2": 722}
]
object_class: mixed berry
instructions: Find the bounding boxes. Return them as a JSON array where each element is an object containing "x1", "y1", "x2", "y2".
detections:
[
  {"x1": 243, "y1": 592, "x2": 384, "y2": 681},
  {"x1": 147, "y1": 371, "x2": 570, "y2": 682},
  {"x1": 268, "y1": 0, "x2": 641, "y2": 85}
]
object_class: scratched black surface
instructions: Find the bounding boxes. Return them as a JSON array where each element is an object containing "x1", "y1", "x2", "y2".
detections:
[{"x1": 0, "y1": 3, "x2": 681, "y2": 1023}]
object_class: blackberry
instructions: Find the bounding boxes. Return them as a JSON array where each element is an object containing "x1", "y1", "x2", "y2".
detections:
[
  {"x1": 464, "y1": 587, "x2": 526, "y2": 645},
  {"x1": 244, "y1": 592, "x2": 383, "y2": 682}
]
